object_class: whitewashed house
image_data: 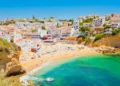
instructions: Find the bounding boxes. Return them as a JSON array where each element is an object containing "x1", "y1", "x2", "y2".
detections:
[
  {"x1": 111, "y1": 22, "x2": 120, "y2": 28},
  {"x1": 93, "y1": 17, "x2": 105, "y2": 26},
  {"x1": 38, "y1": 29, "x2": 47, "y2": 38},
  {"x1": 0, "y1": 29, "x2": 11, "y2": 42},
  {"x1": 71, "y1": 18, "x2": 80, "y2": 36},
  {"x1": 104, "y1": 28, "x2": 112, "y2": 34},
  {"x1": 83, "y1": 23, "x2": 92, "y2": 27}
]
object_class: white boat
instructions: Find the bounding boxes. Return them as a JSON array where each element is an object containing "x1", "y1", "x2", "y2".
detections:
[{"x1": 45, "y1": 77, "x2": 54, "y2": 82}]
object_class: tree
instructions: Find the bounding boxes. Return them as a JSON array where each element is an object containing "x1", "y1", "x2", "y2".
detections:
[
  {"x1": 94, "y1": 15, "x2": 96, "y2": 19},
  {"x1": 85, "y1": 37, "x2": 91, "y2": 43},
  {"x1": 32, "y1": 29, "x2": 37, "y2": 33},
  {"x1": 111, "y1": 14, "x2": 114, "y2": 17},
  {"x1": 80, "y1": 26, "x2": 90, "y2": 32},
  {"x1": 94, "y1": 34, "x2": 104, "y2": 41},
  {"x1": 83, "y1": 19, "x2": 93, "y2": 23},
  {"x1": 50, "y1": 17, "x2": 54, "y2": 19},
  {"x1": 112, "y1": 29, "x2": 120, "y2": 35},
  {"x1": 69, "y1": 19, "x2": 74, "y2": 24},
  {"x1": 79, "y1": 22, "x2": 83, "y2": 26},
  {"x1": 32, "y1": 15, "x2": 36, "y2": 20},
  {"x1": 103, "y1": 24, "x2": 111, "y2": 29},
  {"x1": 3, "y1": 20, "x2": 15, "y2": 25}
]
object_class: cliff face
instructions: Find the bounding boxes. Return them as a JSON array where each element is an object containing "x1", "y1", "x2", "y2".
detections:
[
  {"x1": 0, "y1": 38, "x2": 25, "y2": 76},
  {"x1": 93, "y1": 34, "x2": 120, "y2": 48}
]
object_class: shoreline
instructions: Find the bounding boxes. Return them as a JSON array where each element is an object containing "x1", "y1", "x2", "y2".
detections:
[
  {"x1": 19, "y1": 45, "x2": 102, "y2": 85},
  {"x1": 20, "y1": 46, "x2": 101, "y2": 75}
]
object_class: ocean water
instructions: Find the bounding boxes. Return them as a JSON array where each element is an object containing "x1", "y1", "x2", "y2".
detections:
[{"x1": 31, "y1": 55, "x2": 120, "y2": 86}]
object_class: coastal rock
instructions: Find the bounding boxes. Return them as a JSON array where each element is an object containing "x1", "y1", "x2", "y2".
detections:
[
  {"x1": 0, "y1": 38, "x2": 25, "y2": 77},
  {"x1": 93, "y1": 35, "x2": 120, "y2": 48}
]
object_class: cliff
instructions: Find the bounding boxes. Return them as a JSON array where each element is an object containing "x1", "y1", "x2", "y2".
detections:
[
  {"x1": 0, "y1": 38, "x2": 25, "y2": 77},
  {"x1": 93, "y1": 34, "x2": 120, "y2": 48}
]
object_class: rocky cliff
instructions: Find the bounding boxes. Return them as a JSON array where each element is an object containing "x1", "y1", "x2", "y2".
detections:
[
  {"x1": 93, "y1": 34, "x2": 120, "y2": 48},
  {"x1": 0, "y1": 38, "x2": 25, "y2": 77}
]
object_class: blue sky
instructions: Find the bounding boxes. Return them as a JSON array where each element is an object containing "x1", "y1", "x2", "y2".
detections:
[{"x1": 0, "y1": 0, "x2": 120, "y2": 19}]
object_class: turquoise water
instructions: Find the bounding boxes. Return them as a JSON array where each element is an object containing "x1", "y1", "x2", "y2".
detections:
[{"x1": 32, "y1": 55, "x2": 120, "y2": 86}]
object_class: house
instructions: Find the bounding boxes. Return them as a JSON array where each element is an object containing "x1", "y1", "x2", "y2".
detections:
[
  {"x1": 63, "y1": 22, "x2": 72, "y2": 26},
  {"x1": 60, "y1": 26, "x2": 72, "y2": 38},
  {"x1": 93, "y1": 17, "x2": 105, "y2": 26},
  {"x1": 38, "y1": 29, "x2": 47, "y2": 37},
  {"x1": 87, "y1": 15, "x2": 99, "y2": 19},
  {"x1": 104, "y1": 28, "x2": 112, "y2": 34},
  {"x1": 0, "y1": 29, "x2": 11, "y2": 42},
  {"x1": 83, "y1": 23, "x2": 92, "y2": 27},
  {"x1": 0, "y1": 20, "x2": 6, "y2": 25},
  {"x1": 14, "y1": 32, "x2": 23, "y2": 43},
  {"x1": 92, "y1": 27, "x2": 104, "y2": 34},
  {"x1": 80, "y1": 16, "x2": 86, "y2": 22},
  {"x1": 22, "y1": 33, "x2": 41, "y2": 39},
  {"x1": 111, "y1": 22, "x2": 120, "y2": 28},
  {"x1": 111, "y1": 14, "x2": 120, "y2": 22},
  {"x1": 16, "y1": 39, "x2": 42, "y2": 53},
  {"x1": 70, "y1": 28, "x2": 80, "y2": 36},
  {"x1": 105, "y1": 14, "x2": 111, "y2": 20}
]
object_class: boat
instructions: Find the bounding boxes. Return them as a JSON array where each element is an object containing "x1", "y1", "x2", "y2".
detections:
[{"x1": 45, "y1": 77, "x2": 54, "y2": 82}]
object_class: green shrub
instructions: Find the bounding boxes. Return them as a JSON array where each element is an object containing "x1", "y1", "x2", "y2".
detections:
[
  {"x1": 112, "y1": 29, "x2": 120, "y2": 35},
  {"x1": 85, "y1": 37, "x2": 91, "y2": 43},
  {"x1": 95, "y1": 34, "x2": 104, "y2": 41},
  {"x1": 32, "y1": 29, "x2": 37, "y2": 33}
]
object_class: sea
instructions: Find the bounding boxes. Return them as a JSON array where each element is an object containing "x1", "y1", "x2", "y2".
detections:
[{"x1": 30, "y1": 54, "x2": 120, "y2": 86}]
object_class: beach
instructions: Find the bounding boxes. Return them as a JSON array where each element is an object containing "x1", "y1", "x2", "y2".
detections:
[
  {"x1": 19, "y1": 43, "x2": 120, "y2": 86},
  {"x1": 20, "y1": 43, "x2": 100, "y2": 73}
]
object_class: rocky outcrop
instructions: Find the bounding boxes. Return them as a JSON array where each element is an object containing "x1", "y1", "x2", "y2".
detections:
[
  {"x1": 0, "y1": 38, "x2": 25, "y2": 77},
  {"x1": 93, "y1": 34, "x2": 120, "y2": 48}
]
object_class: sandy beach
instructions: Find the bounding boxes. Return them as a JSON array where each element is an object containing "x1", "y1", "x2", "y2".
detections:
[{"x1": 20, "y1": 43, "x2": 100, "y2": 73}]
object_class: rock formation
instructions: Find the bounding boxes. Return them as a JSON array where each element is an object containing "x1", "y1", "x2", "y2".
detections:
[
  {"x1": 0, "y1": 38, "x2": 25, "y2": 77},
  {"x1": 93, "y1": 35, "x2": 120, "y2": 48}
]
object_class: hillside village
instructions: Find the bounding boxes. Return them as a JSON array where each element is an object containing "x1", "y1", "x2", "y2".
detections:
[
  {"x1": 0, "y1": 14, "x2": 120, "y2": 85},
  {"x1": 0, "y1": 14, "x2": 120, "y2": 53}
]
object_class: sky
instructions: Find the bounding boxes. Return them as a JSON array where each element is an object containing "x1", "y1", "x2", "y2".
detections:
[{"x1": 0, "y1": 0, "x2": 120, "y2": 20}]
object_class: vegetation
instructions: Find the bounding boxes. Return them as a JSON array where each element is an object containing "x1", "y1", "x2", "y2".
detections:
[
  {"x1": 103, "y1": 24, "x2": 111, "y2": 29},
  {"x1": 50, "y1": 17, "x2": 54, "y2": 19},
  {"x1": 94, "y1": 34, "x2": 104, "y2": 41},
  {"x1": 83, "y1": 19, "x2": 93, "y2": 23},
  {"x1": 111, "y1": 14, "x2": 114, "y2": 17},
  {"x1": 32, "y1": 29, "x2": 37, "y2": 33},
  {"x1": 17, "y1": 19, "x2": 26, "y2": 22},
  {"x1": 39, "y1": 21, "x2": 44, "y2": 23},
  {"x1": 79, "y1": 22, "x2": 83, "y2": 26},
  {"x1": 112, "y1": 29, "x2": 120, "y2": 35},
  {"x1": 69, "y1": 19, "x2": 74, "y2": 24},
  {"x1": 80, "y1": 26, "x2": 90, "y2": 32},
  {"x1": 105, "y1": 18, "x2": 110, "y2": 21},
  {"x1": 0, "y1": 38, "x2": 21, "y2": 53},
  {"x1": 32, "y1": 15, "x2": 36, "y2": 20},
  {"x1": 3, "y1": 20, "x2": 16, "y2": 25},
  {"x1": 85, "y1": 37, "x2": 91, "y2": 43},
  {"x1": 42, "y1": 26, "x2": 46, "y2": 30}
]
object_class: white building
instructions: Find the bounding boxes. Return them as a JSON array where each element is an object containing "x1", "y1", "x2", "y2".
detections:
[
  {"x1": 111, "y1": 22, "x2": 120, "y2": 28},
  {"x1": 38, "y1": 29, "x2": 47, "y2": 37},
  {"x1": 0, "y1": 29, "x2": 11, "y2": 42},
  {"x1": 83, "y1": 23, "x2": 92, "y2": 27},
  {"x1": 104, "y1": 28, "x2": 112, "y2": 34},
  {"x1": 93, "y1": 17, "x2": 105, "y2": 26}
]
